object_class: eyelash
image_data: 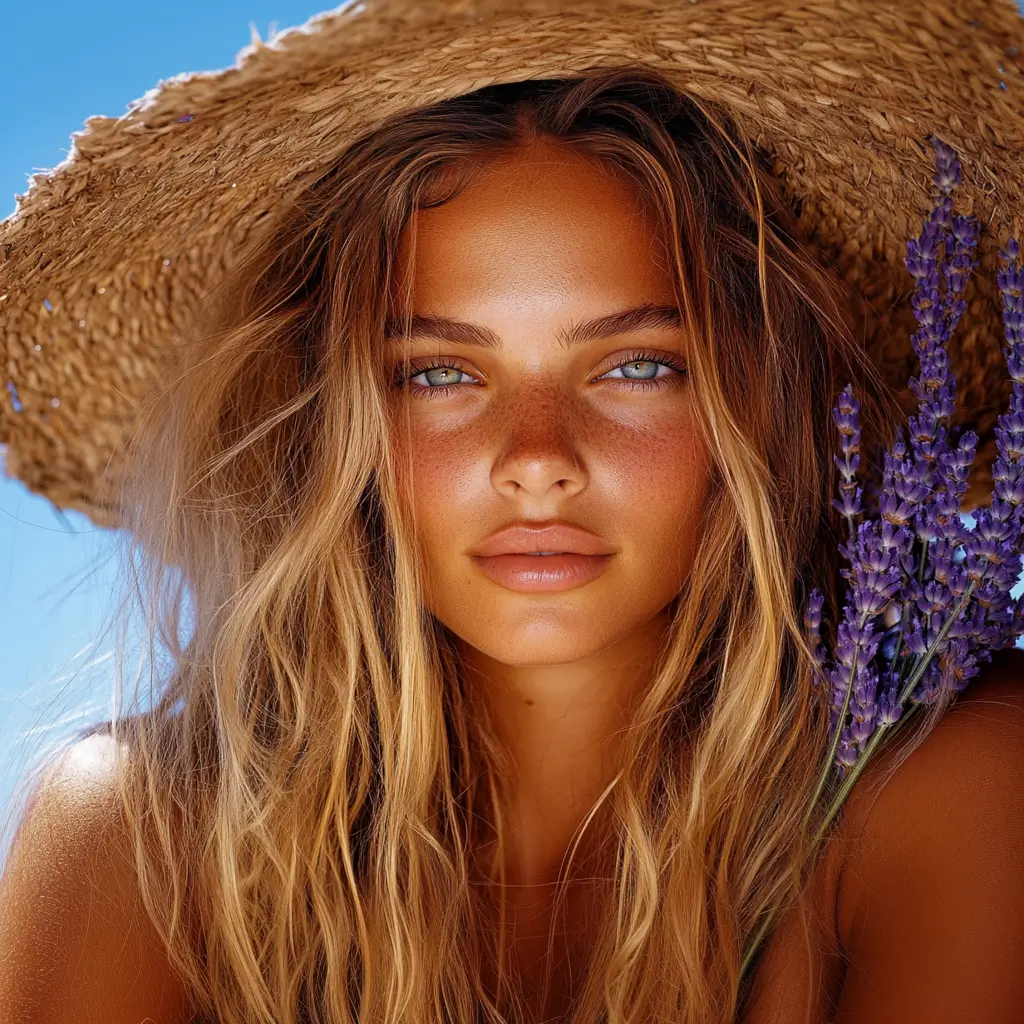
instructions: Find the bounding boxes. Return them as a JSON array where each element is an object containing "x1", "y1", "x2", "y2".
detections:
[{"x1": 392, "y1": 349, "x2": 688, "y2": 399}]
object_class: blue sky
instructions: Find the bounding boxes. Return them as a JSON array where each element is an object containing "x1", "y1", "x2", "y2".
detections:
[
  {"x1": 2, "y1": 2, "x2": 1024, "y2": 844},
  {"x1": 0, "y1": 1, "x2": 333, "y2": 842}
]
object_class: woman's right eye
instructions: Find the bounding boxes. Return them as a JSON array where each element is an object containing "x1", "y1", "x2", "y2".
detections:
[{"x1": 393, "y1": 362, "x2": 482, "y2": 395}]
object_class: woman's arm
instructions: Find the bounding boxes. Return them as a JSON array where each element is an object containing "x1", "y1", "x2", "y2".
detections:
[
  {"x1": 833, "y1": 648, "x2": 1024, "y2": 1023},
  {"x1": 0, "y1": 734, "x2": 194, "y2": 1024}
]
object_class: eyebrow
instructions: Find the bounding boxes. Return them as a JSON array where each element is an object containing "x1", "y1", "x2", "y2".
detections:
[{"x1": 383, "y1": 302, "x2": 683, "y2": 350}]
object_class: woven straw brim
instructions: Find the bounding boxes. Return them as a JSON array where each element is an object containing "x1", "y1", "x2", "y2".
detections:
[{"x1": 3, "y1": 0, "x2": 1024, "y2": 527}]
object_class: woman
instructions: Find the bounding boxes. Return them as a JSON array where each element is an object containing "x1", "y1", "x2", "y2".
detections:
[{"x1": 1, "y1": 4, "x2": 1023, "y2": 1023}]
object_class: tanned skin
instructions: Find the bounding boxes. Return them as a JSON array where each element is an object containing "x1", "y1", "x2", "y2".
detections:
[{"x1": 1, "y1": 139, "x2": 1022, "y2": 1023}]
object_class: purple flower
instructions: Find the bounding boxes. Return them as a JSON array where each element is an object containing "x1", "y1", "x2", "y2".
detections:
[
  {"x1": 804, "y1": 589, "x2": 827, "y2": 686},
  {"x1": 832, "y1": 386, "x2": 864, "y2": 526},
  {"x1": 875, "y1": 669, "x2": 904, "y2": 725},
  {"x1": 807, "y1": 136, "x2": 1024, "y2": 778}
]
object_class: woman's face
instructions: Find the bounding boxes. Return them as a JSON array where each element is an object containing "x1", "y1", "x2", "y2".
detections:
[{"x1": 386, "y1": 139, "x2": 713, "y2": 668}]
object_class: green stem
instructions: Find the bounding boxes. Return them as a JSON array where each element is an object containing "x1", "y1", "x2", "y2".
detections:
[
  {"x1": 802, "y1": 645, "x2": 856, "y2": 831},
  {"x1": 807, "y1": 702, "x2": 921, "y2": 852},
  {"x1": 893, "y1": 579, "x2": 976, "y2": 708}
]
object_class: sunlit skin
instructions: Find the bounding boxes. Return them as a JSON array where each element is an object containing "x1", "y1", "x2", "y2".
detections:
[{"x1": 386, "y1": 138, "x2": 713, "y2": 907}]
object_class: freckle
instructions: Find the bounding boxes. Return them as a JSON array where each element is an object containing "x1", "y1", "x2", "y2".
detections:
[{"x1": 525, "y1": 700, "x2": 534, "y2": 706}]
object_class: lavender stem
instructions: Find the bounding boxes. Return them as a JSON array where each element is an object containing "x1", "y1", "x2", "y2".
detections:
[
  {"x1": 894, "y1": 578, "x2": 977, "y2": 707},
  {"x1": 803, "y1": 647, "x2": 857, "y2": 830}
]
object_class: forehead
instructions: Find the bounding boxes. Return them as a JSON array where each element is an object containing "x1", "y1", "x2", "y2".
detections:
[{"x1": 388, "y1": 143, "x2": 676, "y2": 317}]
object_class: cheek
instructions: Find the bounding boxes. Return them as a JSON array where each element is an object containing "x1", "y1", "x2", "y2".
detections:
[
  {"x1": 392, "y1": 419, "x2": 485, "y2": 536},
  {"x1": 605, "y1": 419, "x2": 712, "y2": 574},
  {"x1": 602, "y1": 418, "x2": 708, "y2": 504}
]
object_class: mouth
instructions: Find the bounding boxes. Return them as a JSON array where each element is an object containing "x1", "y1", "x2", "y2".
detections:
[{"x1": 470, "y1": 551, "x2": 614, "y2": 593}]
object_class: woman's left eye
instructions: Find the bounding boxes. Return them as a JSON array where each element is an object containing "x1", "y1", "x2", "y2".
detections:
[
  {"x1": 598, "y1": 357, "x2": 681, "y2": 384},
  {"x1": 394, "y1": 350, "x2": 687, "y2": 397}
]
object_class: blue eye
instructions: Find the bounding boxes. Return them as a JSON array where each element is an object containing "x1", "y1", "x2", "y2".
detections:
[
  {"x1": 417, "y1": 365, "x2": 481, "y2": 389},
  {"x1": 393, "y1": 349, "x2": 687, "y2": 398},
  {"x1": 600, "y1": 358, "x2": 675, "y2": 383}
]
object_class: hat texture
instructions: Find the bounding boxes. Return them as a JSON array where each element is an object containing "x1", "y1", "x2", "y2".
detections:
[{"x1": 3, "y1": 0, "x2": 1024, "y2": 527}]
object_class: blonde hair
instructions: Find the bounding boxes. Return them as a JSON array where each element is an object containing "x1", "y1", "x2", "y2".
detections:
[{"x1": 104, "y1": 67, "x2": 898, "y2": 1023}]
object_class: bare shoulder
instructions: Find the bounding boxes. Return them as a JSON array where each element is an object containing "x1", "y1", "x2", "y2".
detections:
[
  {"x1": 835, "y1": 644, "x2": 1024, "y2": 915},
  {"x1": 0, "y1": 732, "x2": 195, "y2": 1024},
  {"x1": 831, "y1": 645, "x2": 1024, "y2": 1022}
]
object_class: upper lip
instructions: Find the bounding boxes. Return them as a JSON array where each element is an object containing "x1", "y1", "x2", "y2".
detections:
[{"x1": 469, "y1": 521, "x2": 616, "y2": 557}]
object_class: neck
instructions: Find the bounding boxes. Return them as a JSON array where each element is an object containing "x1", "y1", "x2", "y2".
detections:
[{"x1": 459, "y1": 610, "x2": 670, "y2": 887}]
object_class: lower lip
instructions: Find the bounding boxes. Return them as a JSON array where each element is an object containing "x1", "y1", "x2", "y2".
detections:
[{"x1": 470, "y1": 553, "x2": 614, "y2": 593}]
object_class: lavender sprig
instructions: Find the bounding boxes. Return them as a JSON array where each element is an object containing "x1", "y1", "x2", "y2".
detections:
[{"x1": 741, "y1": 136, "x2": 1024, "y2": 981}]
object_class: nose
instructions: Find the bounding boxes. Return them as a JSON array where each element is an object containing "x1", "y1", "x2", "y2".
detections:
[{"x1": 489, "y1": 385, "x2": 587, "y2": 502}]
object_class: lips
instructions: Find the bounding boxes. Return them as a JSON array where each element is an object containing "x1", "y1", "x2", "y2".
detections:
[
  {"x1": 471, "y1": 551, "x2": 614, "y2": 593},
  {"x1": 469, "y1": 521, "x2": 615, "y2": 557},
  {"x1": 468, "y1": 521, "x2": 616, "y2": 594}
]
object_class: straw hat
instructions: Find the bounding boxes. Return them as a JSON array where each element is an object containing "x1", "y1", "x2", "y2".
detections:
[{"x1": 3, "y1": 0, "x2": 1024, "y2": 528}]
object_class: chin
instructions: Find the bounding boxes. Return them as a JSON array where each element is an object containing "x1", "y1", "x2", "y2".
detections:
[
  {"x1": 478, "y1": 640, "x2": 604, "y2": 668},
  {"x1": 454, "y1": 612, "x2": 623, "y2": 667}
]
